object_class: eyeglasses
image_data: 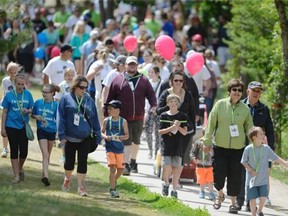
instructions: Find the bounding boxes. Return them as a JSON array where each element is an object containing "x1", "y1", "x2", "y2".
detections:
[
  {"x1": 231, "y1": 88, "x2": 243, "y2": 92},
  {"x1": 42, "y1": 91, "x2": 51, "y2": 94},
  {"x1": 78, "y1": 86, "x2": 88, "y2": 90},
  {"x1": 173, "y1": 79, "x2": 184, "y2": 83}
]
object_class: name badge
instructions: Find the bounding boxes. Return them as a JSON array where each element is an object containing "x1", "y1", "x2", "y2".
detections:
[
  {"x1": 229, "y1": 124, "x2": 239, "y2": 137},
  {"x1": 249, "y1": 176, "x2": 256, "y2": 188},
  {"x1": 111, "y1": 135, "x2": 120, "y2": 142},
  {"x1": 74, "y1": 114, "x2": 80, "y2": 126}
]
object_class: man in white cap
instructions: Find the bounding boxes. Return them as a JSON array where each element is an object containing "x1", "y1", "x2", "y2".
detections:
[{"x1": 104, "y1": 56, "x2": 157, "y2": 175}]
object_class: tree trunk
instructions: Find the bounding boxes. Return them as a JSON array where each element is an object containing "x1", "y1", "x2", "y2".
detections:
[
  {"x1": 99, "y1": 0, "x2": 106, "y2": 27},
  {"x1": 106, "y1": 0, "x2": 114, "y2": 20},
  {"x1": 273, "y1": 0, "x2": 288, "y2": 154}
]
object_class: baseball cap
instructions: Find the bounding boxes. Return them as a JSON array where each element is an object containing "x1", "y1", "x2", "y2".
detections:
[
  {"x1": 192, "y1": 34, "x2": 202, "y2": 42},
  {"x1": 60, "y1": 44, "x2": 73, "y2": 53},
  {"x1": 111, "y1": 55, "x2": 127, "y2": 65},
  {"x1": 89, "y1": 29, "x2": 98, "y2": 38},
  {"x1": 126, "y1": 56, "x2": 138, "y2": 64},
  {"x1": 104, "y1": 100, "x2": 122, "y2": 109},
  {"x1": 248, "y1": 81, "x2": 263, "y2": 90}
]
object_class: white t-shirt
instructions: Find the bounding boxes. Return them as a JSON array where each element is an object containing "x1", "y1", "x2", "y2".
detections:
[
  {"x1": 102, "y1": 68, "x2": 121, "y2": 88},
  {"x1": 1, "y1": 76, "x2": 14, "y2": 96},
  {"x1": 185, "y1": 64, "x2": 211, "y2": 94},
  {"x1": 42, "y1": 56, "x2": 76, "y2": 85},
  {"x1": 54, "y1": 80, "x2": 71, "y2": 100},
  {"x1": 160, "y1": 66, "x2": 170, "y2": 81},
  {"x1": 88, "y1": 59, "x2": 113, "y2": 99}
]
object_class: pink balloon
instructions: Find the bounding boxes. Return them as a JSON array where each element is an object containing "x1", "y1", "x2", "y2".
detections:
[
  {"x1": 51, "y1": 46, "x2": 60, "y2": 58},
  {"x1": 186, "y1": 52, "x2": 205, "y2": 76},
  {"x1": 155, "y1": 35, "x2": 175, "y2": 61},
  {"x1": 123, "y1": 36, "x2": 137, "y2": 52}
]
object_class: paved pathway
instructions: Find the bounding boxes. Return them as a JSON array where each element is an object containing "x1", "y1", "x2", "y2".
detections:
[{"x1": 90, "y1": 140, "x2": 288, "y2": 216}]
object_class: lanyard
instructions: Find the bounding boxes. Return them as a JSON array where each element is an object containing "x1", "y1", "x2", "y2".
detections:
[
  {"x1": 13, "y1": 90, "x2": 24, "y2": 111},
  {"x1": 252, "y1": 145, "x2": 262, "y2": 172},
  {"x1": 75, "y1": 96, "x2": 83, "y2": 113},
  {"x1": 42, "y1": 99, "x2": 53, "y2": 118},
  {"x1": 109, "y1": 117, "x2": 121, "y2": 136}
]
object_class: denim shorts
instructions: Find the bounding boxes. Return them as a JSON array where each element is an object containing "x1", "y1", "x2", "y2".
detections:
[
  {"x1": 247, "y1": 184, "x2": 268, "y2": 200},
  {"x1": 162, "y1": 156, "x2": 182, "y2": 167},
  {"x1": 37, "y1": 129, "x2": 56, "y2": 141}
]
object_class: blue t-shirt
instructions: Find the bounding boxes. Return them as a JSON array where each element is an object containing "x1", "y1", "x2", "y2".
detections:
[
  {"x1": 105, "y1": 117, "x2": 124, "y2": 153},
  {"x1": 32, "y1": 99, "x2": 58, "y2": 133},
  {"x1": 2, "y1": 89, "x2": 34, "y2": 129}
]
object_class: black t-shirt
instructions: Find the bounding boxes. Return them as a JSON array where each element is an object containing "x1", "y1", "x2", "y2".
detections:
[{"x1": 159, "y1": 111, "x2": 188, "y2": 157}]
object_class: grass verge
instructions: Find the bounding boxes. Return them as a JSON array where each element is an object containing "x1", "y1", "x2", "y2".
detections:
[{"x1": 0, "y1": 141, "x2": 209, "y2": 216}]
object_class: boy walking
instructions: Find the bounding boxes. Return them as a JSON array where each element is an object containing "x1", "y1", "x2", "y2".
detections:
[
  {"x1": 158, "y1": 94, "x2": 188, "y2": 199},
  {"x1": 101, "y1": 100, "x2": 129, "y2": 198},
  {"x1": 191, "y1": 136, "x2": 215, "y2": 200},
  {"x1": 241, "y1": 126, "x2": 288, "y2": 216}
]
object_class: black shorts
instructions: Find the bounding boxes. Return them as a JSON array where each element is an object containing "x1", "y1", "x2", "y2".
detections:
[{"x1": 37, "y1": 128, "x2": 56, "y2": 141}]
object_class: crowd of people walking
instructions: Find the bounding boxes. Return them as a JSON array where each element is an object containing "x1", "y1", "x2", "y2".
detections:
[{"x1": 1, "y1": 1, "x2": 287, "y2": 216}]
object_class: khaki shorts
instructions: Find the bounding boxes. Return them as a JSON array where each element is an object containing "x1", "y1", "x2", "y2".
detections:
[
  {"x1": 106, "y1": 152, "x2": 125, "y2": 168},
  {"x1": 124, "y1": 120, "x2": 143, "y2": 146},
  {"x1": 162, "y1": 156, "x2": 182, "y2": 167}
]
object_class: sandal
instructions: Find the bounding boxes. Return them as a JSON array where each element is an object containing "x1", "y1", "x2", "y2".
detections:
[
  {"x1": 213, "y1": 194, "x2": 225, "y2": 210},
  {"x1": 229, "y1": 205, "x2": 239, "y2": 214}
]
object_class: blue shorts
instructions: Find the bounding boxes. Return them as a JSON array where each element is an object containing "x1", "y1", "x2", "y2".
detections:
[
  {"x1": 37, "y1": 129, "x2": 56, "y2": 141},
  {"x1": 247, "y1": 185, "x2": 268, "y2": 200}
]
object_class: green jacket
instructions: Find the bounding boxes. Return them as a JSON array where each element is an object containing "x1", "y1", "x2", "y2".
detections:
[{"x1": 203, "y1": 97, "x2": 253, "y2": 149}]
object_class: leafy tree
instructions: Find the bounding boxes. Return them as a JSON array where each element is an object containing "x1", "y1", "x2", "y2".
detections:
[{"x1": 0, "y1": 0, "x2": 33, "y2": 59}]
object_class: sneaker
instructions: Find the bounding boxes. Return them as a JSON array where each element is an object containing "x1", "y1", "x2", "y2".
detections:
[
  {"x1": 78, "y1": 187, "x2": 88, "y2": 197},
  {"x1": 110, "y1": 189, "x2": 120, "y2": 198},
  {"x1": 235, "y1": 203, "x2": 242, "y2": 211},
  {"x1": 170, "y1": 190, "x2": 178, "y2": 199},
  {"x1": 19, "y1": 172, "x2": 25, "y2": 181},
  {"x1": 1, "y1": 148, "x2": 8, "y2": 158},
  {"x1": 130, "y1": 162, "x2": 138, "y2": 173},
  {"x1": 162, "y1": 184, "x2": 169, "y2": 196},
  {"x1": 59, "y1": 155, "x2": 65, "y2": 163},
  {"x1": 258, "y1": 212, "x2": 264, "y2": 216},
  {"x1": 208, "y1": 192, "x2": 216, "y2": 201},
  {"x1": 198, "y1": 191, "x2": 205, "y2": 199},
  {"x1": 62, "y1": 178, "x2": 70, "y2": 192},
  {"x1": 265, "y1": 197, "x2": 271, "y2": 206},
  {"x1": 148, "y1": 150, "x2": 152, "y2": 159},
  {"x1": 41, "y1": 177, "x2": 51, "y2": 186},
  {"x1": 12, "y1": 178, "x2": 20, "y2": 184},
  {"x1": 123, "y1": 163, "x2": 131, "y2": 176}
]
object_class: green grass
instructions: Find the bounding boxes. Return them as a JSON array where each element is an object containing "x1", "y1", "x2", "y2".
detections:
[
  {"x1": 271, "y1": 164, "x2": 288, "y2": 185},
  {"x1": 0, "y1": 146, "x2": 209, "y2": 216}
]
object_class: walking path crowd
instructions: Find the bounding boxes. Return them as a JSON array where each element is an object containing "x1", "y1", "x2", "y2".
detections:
[{"x1": 1, "y1": 1, "x2": 288, "y2": 216}]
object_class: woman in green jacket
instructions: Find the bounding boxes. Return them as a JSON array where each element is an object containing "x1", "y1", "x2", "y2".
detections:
[{"x1": 203, "y1": 79, "x2": 253, "y2": 214}]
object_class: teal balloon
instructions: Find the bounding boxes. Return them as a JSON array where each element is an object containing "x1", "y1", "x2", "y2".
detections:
[{"x1": 34, "y1": 47, "x2": 45, "y2": 59}]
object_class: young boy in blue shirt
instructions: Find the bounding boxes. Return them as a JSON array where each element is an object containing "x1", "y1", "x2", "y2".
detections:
[
  {"x1": 241, "y1": 126, "x2": 288, "y2": 216},
  {"x1": 101, "y1": 100, "x2": 129, "y2": 198}
]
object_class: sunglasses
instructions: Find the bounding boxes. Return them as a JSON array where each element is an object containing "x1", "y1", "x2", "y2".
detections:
[
  {"x1": 78, "y1": 86, "x2": 88, "y2": 90},
  {"x1": 174, "y1": 79, "x2": 184, "y2": 83},
  {"x1": 231, "y1": 88, "x2": 243, "y2": 92},
  {"x1": 42, "y1": 91, "x2": 51, "y2": 94}
]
